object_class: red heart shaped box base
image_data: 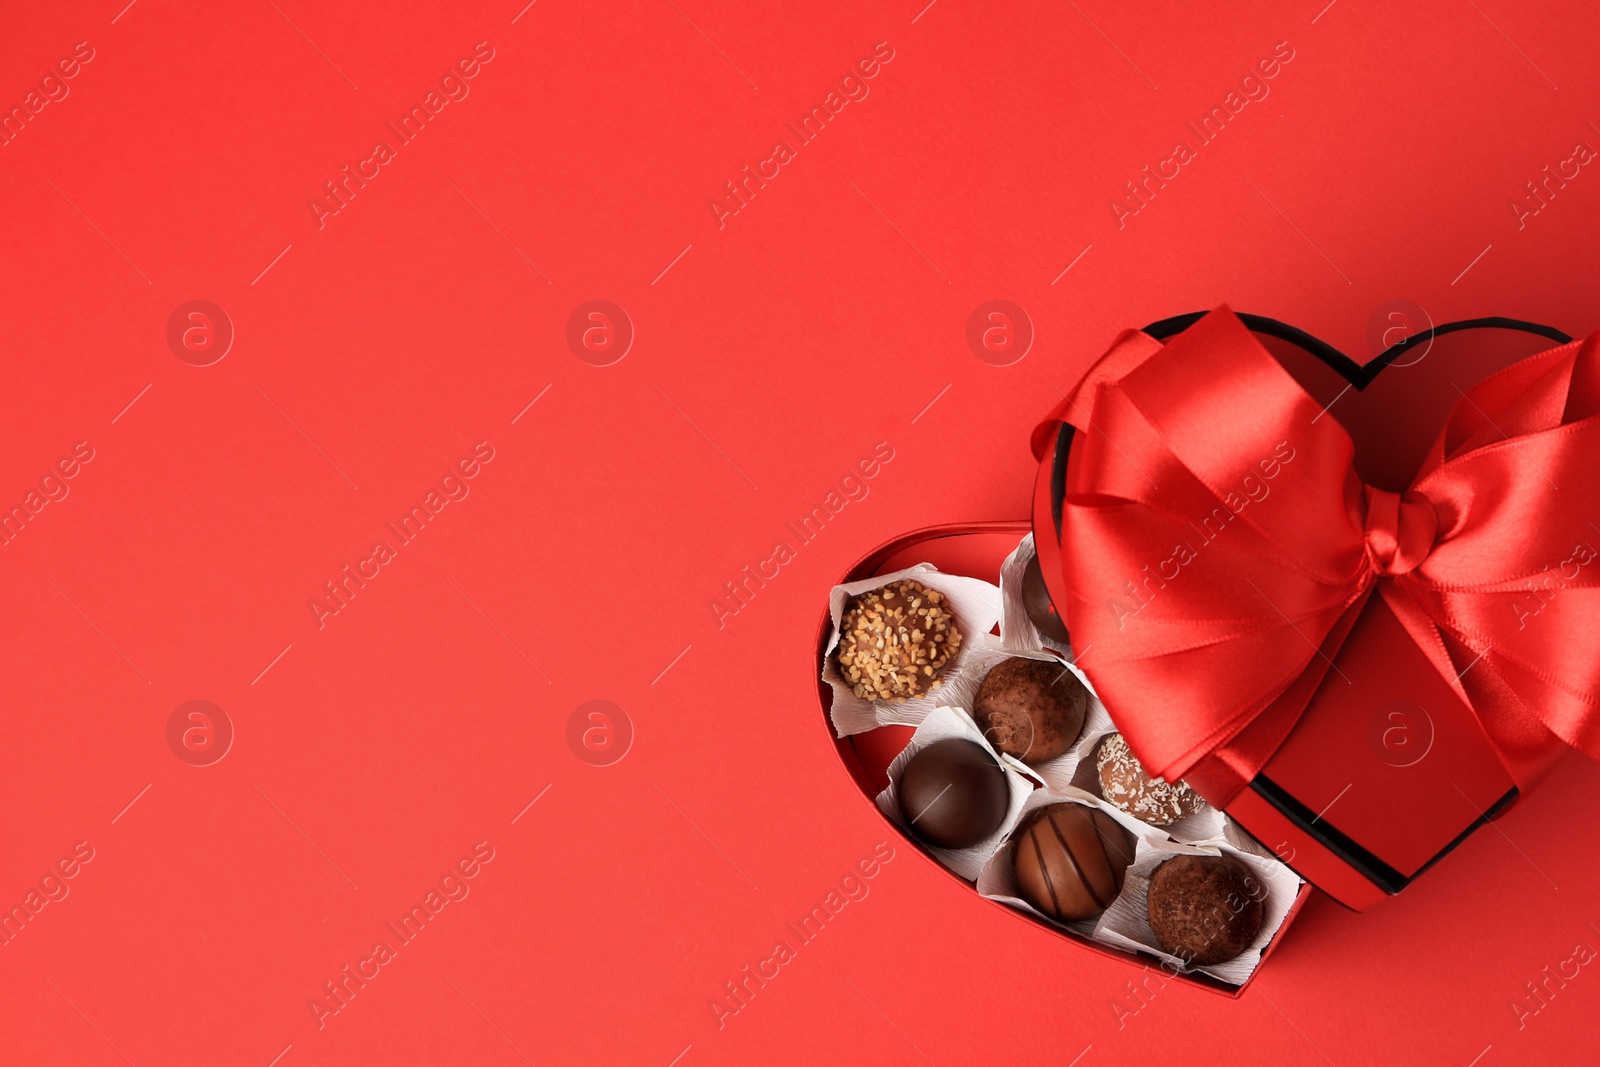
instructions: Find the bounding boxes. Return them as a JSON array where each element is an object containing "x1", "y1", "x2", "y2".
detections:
[{"x1": 816, "y1": 521, "x2": 1310, "y2": 996}]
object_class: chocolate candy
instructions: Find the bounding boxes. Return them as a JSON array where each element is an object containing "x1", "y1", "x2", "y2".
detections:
[
  {"x1": 1022, "y1": 553, "x2": 1070, "y2": 644},
  {"x1": 838, "y1": 579, "x2": 962, "y2": 702},
  {"x1": 1146, "y1": 854, "x2": 1265, "y2": 965},
  {"x1": 1096, "y1": 733, "x2": 1206, "y2": 826},
  {"x1": 896, "y1": 738, "x2": 1009, "y2": 850},
  {"x1": 972, "y1": 657, "x2": 1087, "y2": 763},
  {"x1": 1012, "y1": 803, "x2": 1134, "y2": 921}
]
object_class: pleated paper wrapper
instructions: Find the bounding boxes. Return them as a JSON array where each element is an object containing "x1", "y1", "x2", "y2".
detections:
[
  {"x1": 998, "y1": 532, "x2": 1072, "y2": 657},
  {"x1": 824, "y1": 564, "x2": 1003, "y2": 738},
  {"x1": 873, "y1": 706, "x2": 1034, "y2": 881},
  {"x1": 931, "y1": 636, "x2": 1114, "y2": 797},
  {"x1": 975, "y1": 786, "x2": 1302, "y2": 985}
]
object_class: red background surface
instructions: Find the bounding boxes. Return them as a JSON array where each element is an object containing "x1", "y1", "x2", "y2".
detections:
[{"x1": 3, "y1": 1, "x2": 1598, "y2": 1064}]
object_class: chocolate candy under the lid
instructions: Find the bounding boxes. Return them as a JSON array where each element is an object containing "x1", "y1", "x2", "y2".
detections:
[
  {"x1": 1096, "y1": 732, "x2": 1206, "y2": 826},
  {"x1": 1012, "y1": 803, "x2": 1135, "y2": 922},
  {"x1": 837, "y1": 579, "x2": 962, "y2": 703},
  {"x1": 1146, "y1": 854, "x2": 1266, "y2": 965},
  {"x1": 896, "y1": 738, "x2": 1009, "y2": 850},
  {"x1": 1021, "y1": 553, "x2": 1070, "y2": 644},
  {"x1": 972, "y1": 657, "x2": 1087, "y2": 763}
]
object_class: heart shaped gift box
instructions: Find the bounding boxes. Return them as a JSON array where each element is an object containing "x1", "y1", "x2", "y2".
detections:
[{"x1": 819, "y1": 308, "x2": 1598, "y2": 992}]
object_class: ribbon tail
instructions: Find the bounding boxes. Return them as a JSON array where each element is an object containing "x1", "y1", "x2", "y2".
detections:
[
  {"x1": 1181, "y1": 587, "x2": 1372, "y2": 806},
  {"x1": 1031, "y1": 329, "x2": 1165, "y2": 460},
  {"x1": 1384, "y1": 580, "x2": 1587, "y2": 796}
]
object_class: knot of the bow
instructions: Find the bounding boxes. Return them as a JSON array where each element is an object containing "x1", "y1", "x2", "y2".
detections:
[{"x1": 1362, "y1": 485, "x2": 1438, "y2": 577}]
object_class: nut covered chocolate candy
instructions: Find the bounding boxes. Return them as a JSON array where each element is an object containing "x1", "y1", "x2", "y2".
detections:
[
  {"x1": 837, "y1": 580, "x2": 962, "y2": 702},
  {"x1": 1012, "y1": 803, "x2": 1134, "y2": 922},
  {"x1": 1146, "y1": 854, "x2": 1266, "y2": 965},
  {"x1": 972, "y1": 657, "x2": 1087, "y2": 763},
  {"x1": 896, "y1": 738, "x2": 1010, "y2": 850}
]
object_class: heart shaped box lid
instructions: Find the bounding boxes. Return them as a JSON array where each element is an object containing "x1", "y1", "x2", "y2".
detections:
[{"x1": 1031, "y1": 312, "x2": 1576, "y2": 911}]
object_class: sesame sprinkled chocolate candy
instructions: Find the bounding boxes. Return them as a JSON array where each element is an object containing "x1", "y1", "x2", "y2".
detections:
[{"x1": 1096, "y1": 732, "x2": 1206, "y2": 827}]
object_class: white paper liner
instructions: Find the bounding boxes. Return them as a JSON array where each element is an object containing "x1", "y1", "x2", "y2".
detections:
[
  {"x1": 998, "y1": 532, "x2": 1072, "y2": 656},
  {"x1": 976, "y1": 786, "x2": 1166, "y2": 939},
  {"x1": 975, "y1": 787, "x2": 1301, "y2": 987},
  {"x1": 834, "y1": 532, "x2": 1305, "y2": 987},
  {"x1": 1221, "y1": 819, "x2": 1285, "y2": 861},
  {"x1": 825, "y1": 564, "x2": 1003, "y2": 738},
  {"x1": 1069, "y1": 731, "x2": 1226, "y2": 844},
  {"x1": 874, "y1": 706, "x2": 1035, "y2": 881},
  {"x1": 935, "y1": 637, "x2": 1114, "y2": 797},
  {"x1": 1094, "y1": 838, "x2": 1303, "y2": 985}
]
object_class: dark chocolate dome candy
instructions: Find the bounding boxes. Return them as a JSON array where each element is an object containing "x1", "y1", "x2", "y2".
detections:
[
  {"x1": 972, "y1": 657, "x2": 1087, "y2": 763},
  {"x1": 896, "y1": 738, "x2": 1009, "y2": 850},
  {"x1": 1012, "y1": 803, "x2": 1134, "y2": 922},
  {"x1": 1146, "y1": 854, "x2": 1266, "y2": 965},
  {"x1": 1022, "y1": 553, "x2": 1070, "y2": 643}
]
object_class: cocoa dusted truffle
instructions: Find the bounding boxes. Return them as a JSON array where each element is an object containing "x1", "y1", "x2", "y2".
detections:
[
  {"x1": 1147, "y1": 854, "x2": 1266, "y2": 965},
  {"x1": 1096, "y1": 733, "x2": 1206, "y2": 826},
  {"x1": 1022, "y1": 554, "x2": 1070, "y2": 644},
  {"x1": 972, "y1": 657, "x2": 1087, "y2": 763},
  {"x1": 837, "y1": 580, "x2": 962, "y2": 702},
  {"x1": 896, "y1": 739, "x2": 1009, "y2": 850},
  {"x1": 1012, "y1": 803, "x2": 1134, "y2": 922}
]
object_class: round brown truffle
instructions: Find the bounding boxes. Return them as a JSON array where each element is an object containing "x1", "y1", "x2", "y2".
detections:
[
  {"x1": 1012, "y1": 803, "x2": 1135, "y2": 922},
  {"x1": 1147, "y1": 854, "x2": 1266, "y2": 965},
  {"x1": 837, "y1": 580, "x2": 962, "y2": 703},
  {"x1": 897, "y1": 739, "x2": 1009, "y2": 850},
  {"x1": 972, "y1": 657, "x2": 1087, "y2": 763},
  {"x1": 1022, "y1": 554, "x2": 1070, "y2": 644},
  {"x1": 1096, "y1": 733, "x2": 1206, "y2": 826}
]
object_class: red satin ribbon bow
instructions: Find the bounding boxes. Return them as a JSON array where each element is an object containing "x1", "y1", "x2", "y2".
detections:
[{"x1": 1033, "y1": 307, "x2": 1600, "y2": 806}]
